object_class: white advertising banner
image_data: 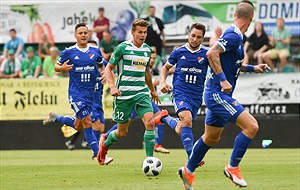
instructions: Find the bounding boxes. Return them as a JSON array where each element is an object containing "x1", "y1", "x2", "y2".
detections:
[
  {"x1": 155, "y1": 73, "x2": 300, "y2": 116},
  {"x1": 1, "y1": 0, "x2": 299, "y2": 43}
]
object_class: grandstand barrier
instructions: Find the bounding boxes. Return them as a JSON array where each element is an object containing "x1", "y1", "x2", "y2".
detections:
[{"x1": 0, "y1": 116, "x2": 299, "y2": 150}]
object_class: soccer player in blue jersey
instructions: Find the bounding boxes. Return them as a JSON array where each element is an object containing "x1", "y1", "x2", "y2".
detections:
[
  {"x1": 178, "y1": 1, "x2": 271, "y2": 189},
  {"x1": 54, "y1": 23, "x2": 104, "y2": 160},
  {"x1": 154, "y1": 22, "x2": 209, "y2": 159}
]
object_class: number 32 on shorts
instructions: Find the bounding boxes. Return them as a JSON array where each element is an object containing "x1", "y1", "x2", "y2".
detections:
[{"x1": 115, "y1": 111, "x2": 124, "y2": 120}]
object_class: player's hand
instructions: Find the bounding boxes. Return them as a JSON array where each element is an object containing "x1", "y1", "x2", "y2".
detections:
[
  {"x1": 254, "y1": 64, "x2": 271, "y2": 73},
  {"x1": 220, "y1": 80, "x2": 232, "y2": 93},
  {"x1": 100, "y1": 75, "x2": 106, "y2": 84},
  {"x1": 161, "y1": 82, "x2": 172, "y2": 94},
  {"x1": 150, "y1": 91, "x2": 161, "y2": 105},
  {"x1": 61, "y1": 60, "x2": 73, "y2": 72},
  {"x1": 110, "y1": 86, "x2": 121, "y2": 96}
]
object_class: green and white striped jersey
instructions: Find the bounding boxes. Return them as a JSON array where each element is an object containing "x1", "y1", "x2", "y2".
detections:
[{"x1": 109, "y1": 40, "x2": 152, "y2": 100}]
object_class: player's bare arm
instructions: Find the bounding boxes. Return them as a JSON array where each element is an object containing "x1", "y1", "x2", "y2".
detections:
[
  {"x1": 54, "y1": 60, "x2": 73, "y2": 72},
  {"x1": 145, "y1": 66, "x2": 161, "y2": 104},
  {"x1": 241, "y1": 63, "x2": 271, "y2": 73},
  {"x1": 160, "y1": 63, "x2": 172, "y2": 93},
  {"x1": 207, "y1": 43, "x2": 232, "y2": 92},
  {"x1": 104, "y1": 63, "x2": 121, "y2": 96}
]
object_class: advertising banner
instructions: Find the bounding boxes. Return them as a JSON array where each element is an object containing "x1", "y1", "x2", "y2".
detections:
[
  {"x1": 156, "y1": 73, "x2": 300, "y2": 116},
  {"x1": 1, "y1": 0, "x2": 299, "y2": 44},
  {"x1": 0, "y1": 73, "x2": 299, "y2": 120},
  {"x1": 0, "y1": 78, "x2": 72, "y2": 120}
]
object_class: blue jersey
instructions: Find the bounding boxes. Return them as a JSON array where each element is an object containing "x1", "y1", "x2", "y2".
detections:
[
  {"x1": 205, "y1": 24, "x2": 244, "y2": 95},
  {"x1": 58, "y1": 44, "x2": 103, "y2": 98},
  {"x1": 168, "y1": 44, "x2": 209, "y2": 100}
]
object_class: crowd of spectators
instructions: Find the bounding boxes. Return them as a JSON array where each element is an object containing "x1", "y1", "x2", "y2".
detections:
[{"x1": 0, "y1": 7, "x2": 297, "y2": 79}]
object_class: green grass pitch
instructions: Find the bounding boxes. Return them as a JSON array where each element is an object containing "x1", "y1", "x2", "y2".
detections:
[{"x1": 1, "y1": 149, "x2": 299, "y2": 190}]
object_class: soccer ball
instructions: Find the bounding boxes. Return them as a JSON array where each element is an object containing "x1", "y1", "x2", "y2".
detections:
[{"x1": 142, "y1": 157, "x2": 163, "y2": 176}]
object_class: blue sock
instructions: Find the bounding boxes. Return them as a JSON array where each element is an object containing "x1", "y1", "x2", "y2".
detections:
[
  {"x1": 186, "y1": 137, "x2": 211, "y2": 172},
  {"x1": 230, "y1": 132, "x2": 252, "y2": 167},
  {"x1": 155, "y1": 124, "x2": 164, "y2": 144},
  {"x1": 93, "y1": 129, "x2": 100, "y2": 142},
  {"x1": 181, "y1": 127, "x2": 194, "y2": 158},
  {"x1": 106, "y1": 124, "x2": 118, "y2": 137},
  {"x1": 56, "y1": 116, "x2": 75, "y2": 127},
  {"x1": 84, "y1": 128, "x2": 98, "y2": 158},
  {"x1": 162, "y1": 116, "x2": 179, "y2": 131}
]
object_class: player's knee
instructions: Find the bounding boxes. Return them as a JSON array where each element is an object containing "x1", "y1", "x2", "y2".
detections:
[
  {"x1": 203, "y1": 135, "x2": 220, "y2": 146},
  {"x1": 144, "y1": 119, "x2": 155, "y2": 130},
  {"x1": 180, "y1": 116, "x2": 192, "y2": 126},
  {"x1": 246, "y1": 121, "x2": 259, "y2": 136},
  {"x1": 81, "y1": 118, "x2": 92, "y2": 128},
  {"x1": 117, "y1": 128, "x2": 128, "y2": 138}
]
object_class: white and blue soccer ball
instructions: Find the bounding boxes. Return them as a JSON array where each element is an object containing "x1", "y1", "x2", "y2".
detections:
[{"x1": 142, "y1": 157, "x2": 163, "y2": 176}]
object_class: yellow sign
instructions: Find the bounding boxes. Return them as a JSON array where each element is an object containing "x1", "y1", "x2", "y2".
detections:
[
  {"x1": 0, "y1": 78, "x2": 72, "y2": 120},
  {"x1": 0, "y1": 78, "x2": 115, "y2": 120}
]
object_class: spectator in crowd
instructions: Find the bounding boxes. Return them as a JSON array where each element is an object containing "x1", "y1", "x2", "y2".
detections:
[
  {"x1": 100, "y1": 30, "x2": 118, "y2": 60},
  {"x1": 19, "y1": 46, "x2": 42, "y2": 78},
  {"x1": 38, "y1": 33, "x2": 54, "y2": 62},
  {"x1": 262, "y1": 17, "x2": 291, "y2": 72},
  {"x1": 2, "y1": 28, "x2": 26, "y2": 60},
  {"x1": 144, "y1": 5, "x2": 165, "y2": 56},
  {"x1": 43, "y1": 46, "x2": 62, "y2": 78},
  {"x1": 88, "y1": 29, "x2": 100, "y2": 47},
  {"x1": 93, "y1": 7, "x2": 110, "y2": 41},
  {"x1": 209, "y1": 26, "x2": 222, "y2": 47},
  {"x1": 150, "y1": 46, "x2": 162, "y2": 75},
  {"x1": 244, "y1": 22, "x2": 269, "y2": 65},
  {"x1": 0, "y1": 49, "x2": 21, "y2": 78}
]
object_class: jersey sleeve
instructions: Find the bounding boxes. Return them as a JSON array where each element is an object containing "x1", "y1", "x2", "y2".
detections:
[
  {"x1": 57, "y1": 48, "x2": 69, "y2": 65},
  {"x1": 0, "y1": 59, "x2": 6, "y2": 71},
  {"x1": 109, "y1": 44, "x2": 123, "y2": 66},
  {"x1": 167, "y1": 48, "x2": 178, "y2": 66},
  {"x1": 217, "y1": 32, "x2": 240, "y2": 52}
]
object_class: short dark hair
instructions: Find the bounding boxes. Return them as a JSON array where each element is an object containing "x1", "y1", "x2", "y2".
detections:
[
  {"x1": 190, "y1": 23, "x2": 206, "y2": 36},
  {"x1": 98, "y1": 7, "x2": 104, "y2": 11},
  {"x1": 88, "y1": 40, "x2": 97, "y2": 46},
  {"x1": 236, "y1": 0, "x2": 254, "y2": 18},
  {"x1": 75, "y1": 23, "x2": 88, "y2": 32},
  {"x1": 131, "y1": 19, "x2": 149, "y2": 31},
  {"x1": 9, "y1": 28, "x2": 16, "y2": 33},
  {"x1": 241, "y1": 0, "x2": 254, "y2": 8}
]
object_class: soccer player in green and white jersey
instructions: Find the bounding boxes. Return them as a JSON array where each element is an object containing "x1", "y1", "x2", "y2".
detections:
[{"x1": 97, "y1": 19, "x2": 160, "y2": 165}]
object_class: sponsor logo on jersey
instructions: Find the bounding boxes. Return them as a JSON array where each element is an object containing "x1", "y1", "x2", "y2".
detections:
[
  {"x1": 180, "y1": 67, "x2": 202, "y2": 73},
  {"x1": 89, "y1": 54, "x2": 95, "y2": 60},
  {"x1": 130, "y1": 51, "x2": 134, "y2": 54},
  {"x1": 76, "y1": 101, "x2": 82, "y2": 106},
  {"x1": 144, "y1": 52, "x2": 147, "y2": 57},
  {"x1": 74, "y1": 56, "x2": 79, "y2": 59},
  {"x1": 75, "y1": 66, "x2": 95, "y2": 71},
  {"x1": 133, "y1": 59, "x2": 147, "y2": 69},
  {"x1": 178, "y1": 101, "x2": 183, "y2": 105}
]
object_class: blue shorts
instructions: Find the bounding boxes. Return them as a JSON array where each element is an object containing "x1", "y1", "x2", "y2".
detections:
[
  {"x1": 172, "y1": 95, "x2": 202, "y2": 122},
  {"x1": 69, "y1": 95, "x2": 93, "y2": 120},
  {"x1": 92, "y1": 101, "x2": 105, "y2": 124},
  {"x1": 130, "y1": 101, "x2": 160, "y2": 119},
  {"x1": 91, "y1": 91, "x2": 105, "y2": 124},
  {"x1": 204, "y1": 89, "x2": 244, "y2": 127}
]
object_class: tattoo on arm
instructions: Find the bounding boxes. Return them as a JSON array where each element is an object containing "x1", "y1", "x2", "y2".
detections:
[{"x1": 208, "y1": 43, "x2": 224, "y2": 74}]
